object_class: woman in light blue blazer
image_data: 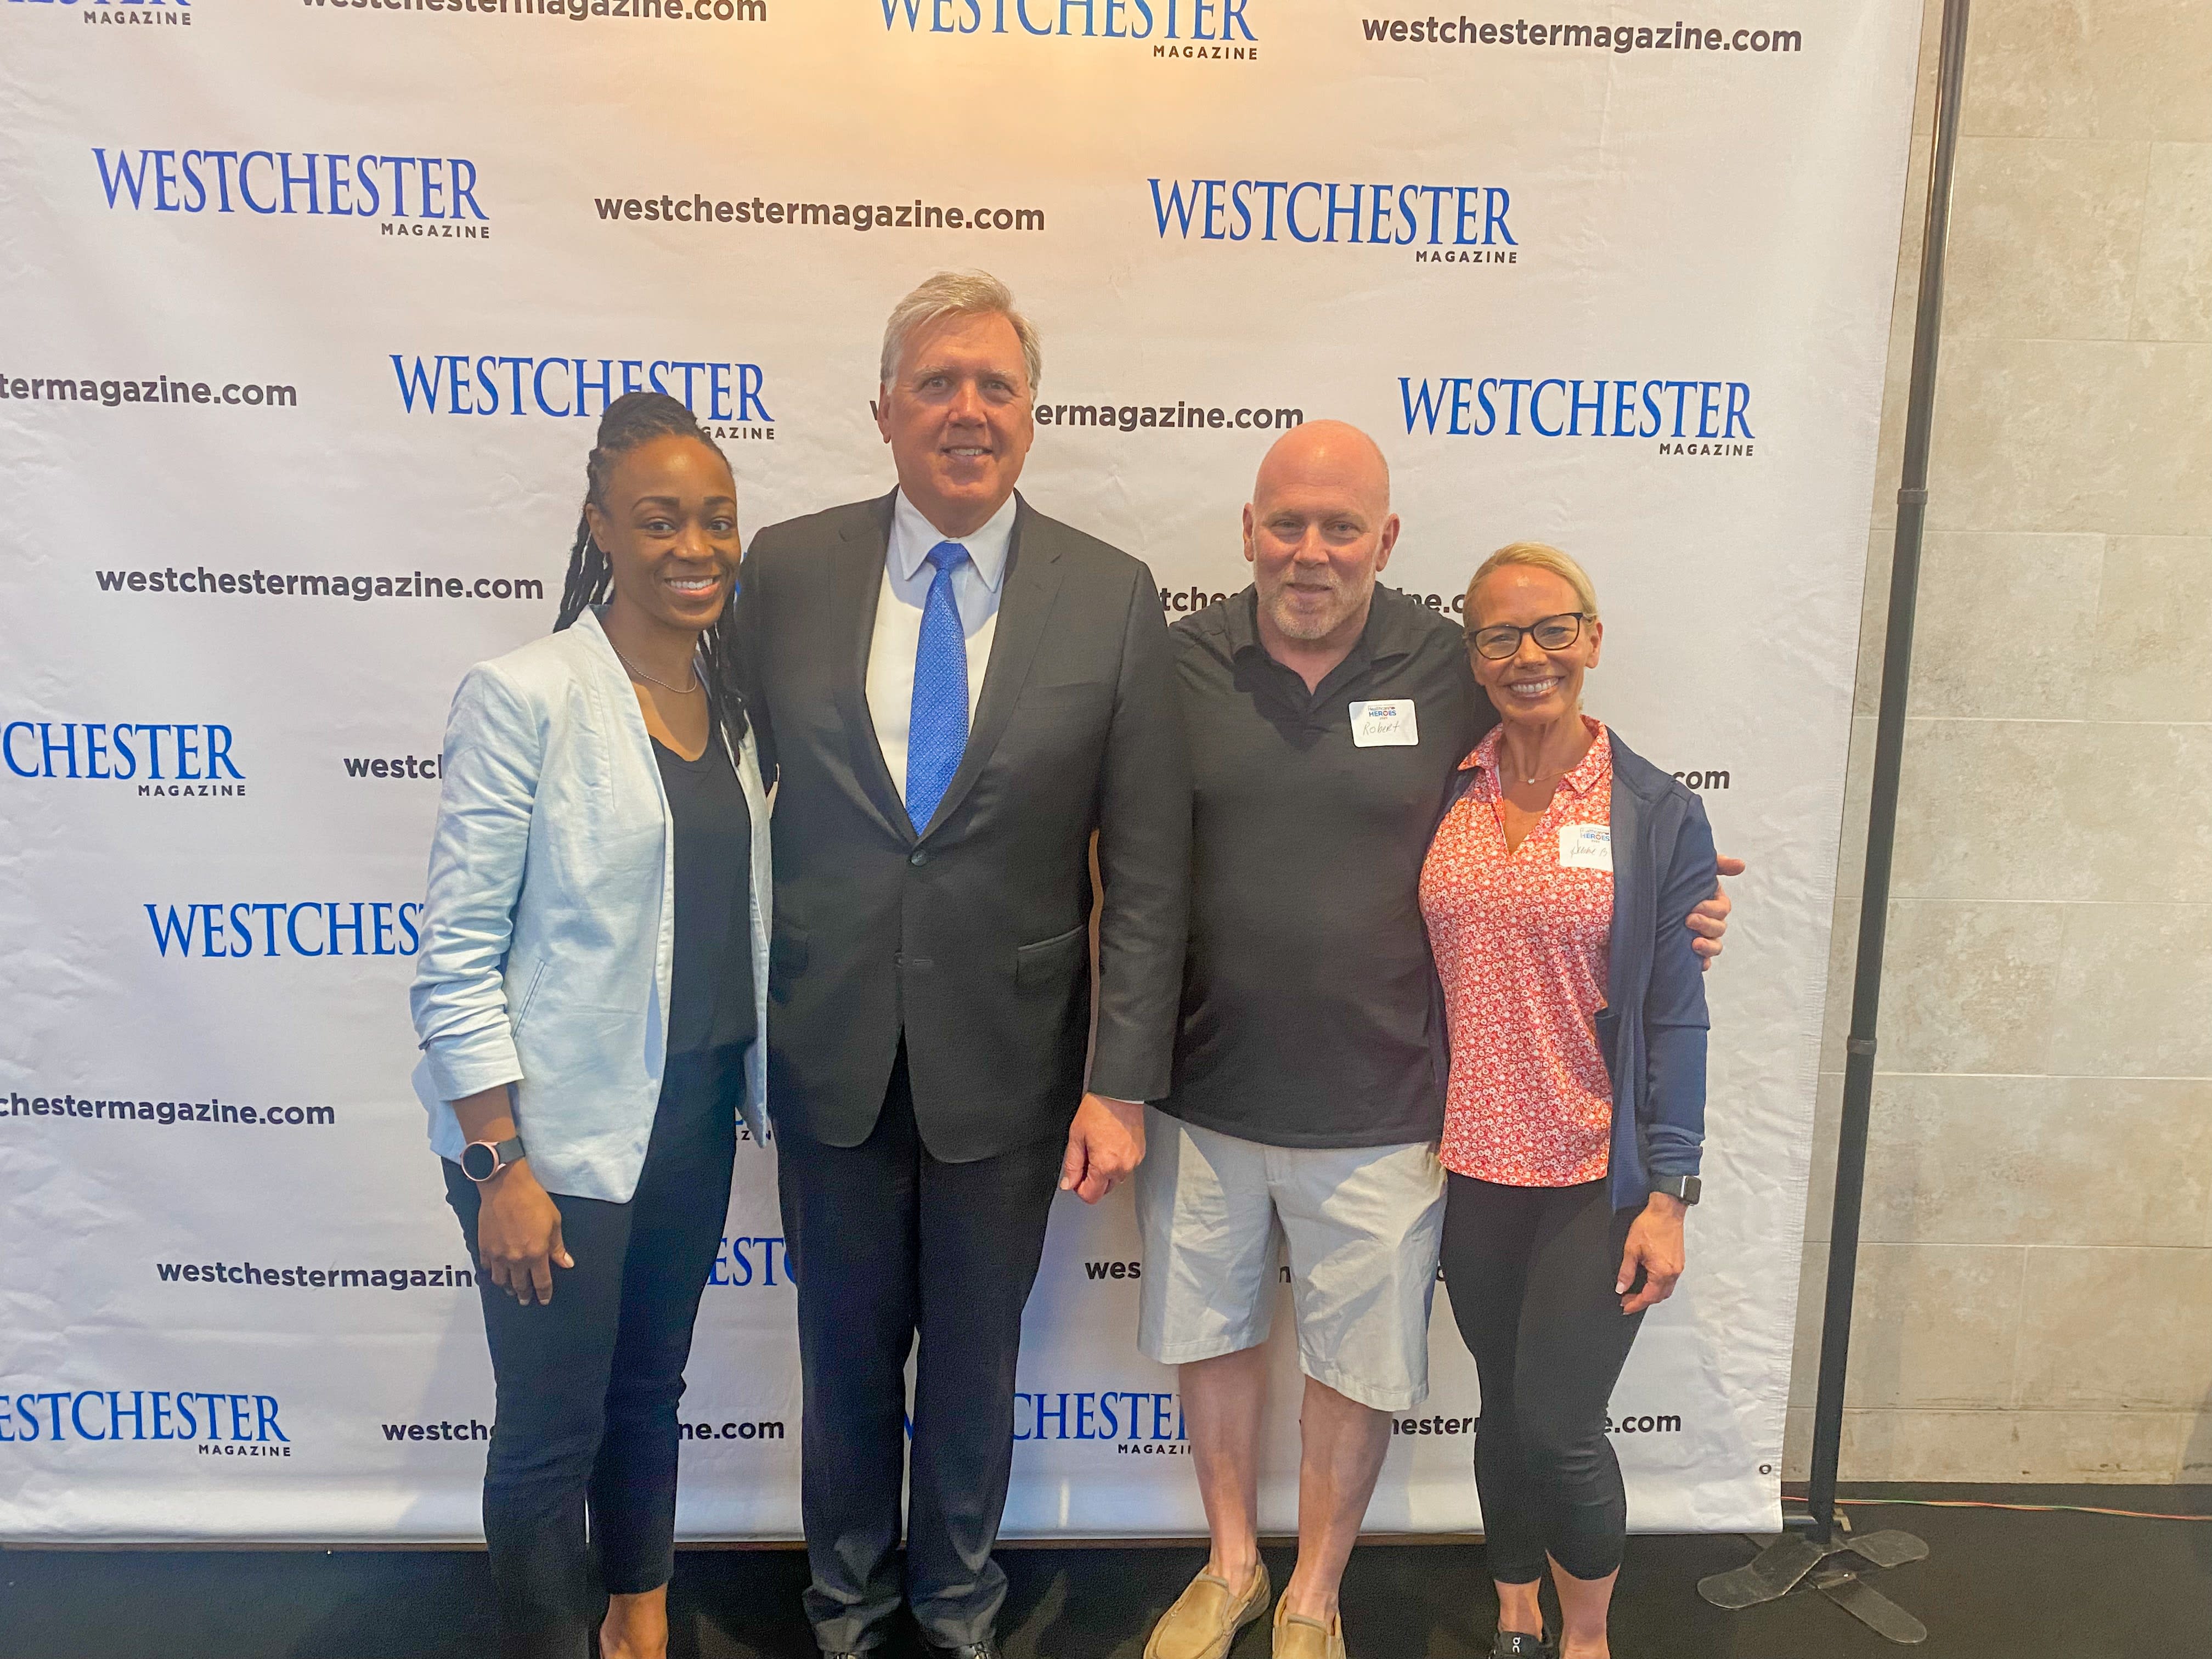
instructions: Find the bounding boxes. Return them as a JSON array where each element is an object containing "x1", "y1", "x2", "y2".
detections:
[{"x1": 409, "y1": 392, "x2": 772, "y2": 1659}]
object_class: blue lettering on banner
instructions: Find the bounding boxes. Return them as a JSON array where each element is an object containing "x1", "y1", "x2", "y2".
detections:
[
  {"x1": 1, "y1": 1387, "x2": 287, "y2": 1451},
  {"x1": 1013, "y1": 1389, "x2": 1188, "y2": 1445},
  {"x1": 92, "y1": 149, "x2": 486, "y2": 222},
  {"x1": 143, "y1": 902, "x2": 423, "y2": 958},
  {"x1": 1397, "y1": 376, "x2": 1756, "y2": 441},
  {"x1": 389, "y1": 354, "x2": 774, "y2": 422},
  {"x1": 877, "y1": 0, "x2": 1254, "y2": 41},
  {"x1": 1150, "y1": 180, "x2": 1512, "y2": 247},
  {"x1": 2, "y1": 721, "x2": 241, "y2": 784},
  {"x1": 708, "y1": 1235, "x2": 793, "y2": 1288}
]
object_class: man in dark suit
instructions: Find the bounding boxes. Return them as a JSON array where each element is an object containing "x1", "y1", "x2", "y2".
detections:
[{"x1": 736, "y1": 271, "x2": 1190, "y2": 1659}]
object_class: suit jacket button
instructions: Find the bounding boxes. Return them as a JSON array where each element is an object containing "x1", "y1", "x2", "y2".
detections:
[{"x1": 909, "y1": 848, "x2": 929, "y2": 867}]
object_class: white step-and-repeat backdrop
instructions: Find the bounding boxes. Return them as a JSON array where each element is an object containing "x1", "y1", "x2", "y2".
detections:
[{"x1": 1, "y1": 0, "x2": 1919, "y2": 1543}]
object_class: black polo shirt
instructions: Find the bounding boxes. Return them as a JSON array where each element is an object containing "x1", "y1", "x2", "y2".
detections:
[{"x1": 1160, "y1": 584, "x2": 1497, "y2": 1148}]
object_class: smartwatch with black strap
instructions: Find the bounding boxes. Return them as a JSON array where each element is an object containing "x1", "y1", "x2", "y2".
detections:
[
  {"x1": 1650, "y1": 1174, "x2": 1701, "y2": 1205},
  {"x1": 460, "y1": 1136, "x2": 527, "y2": 1184}
]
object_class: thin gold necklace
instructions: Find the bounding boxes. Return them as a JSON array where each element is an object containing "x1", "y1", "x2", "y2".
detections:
[
  {"x1": 1502, "y1": 748, "x2": 1572, "y2": 786},
  {"x1": 615, "y1": 648, "x2": 701, "y2": 697},
  {"x1": 1504, "y1": 724, "x2": 1585, "y2": 786}
]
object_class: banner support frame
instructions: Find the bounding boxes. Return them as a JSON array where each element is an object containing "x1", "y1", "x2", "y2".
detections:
[
  {"x1": 1805, "y1": 0, "x2": 1972, "y2": 1548},
  {"x1": 1702, "y1": 0, "x2": 1972, "y2": 1634}
]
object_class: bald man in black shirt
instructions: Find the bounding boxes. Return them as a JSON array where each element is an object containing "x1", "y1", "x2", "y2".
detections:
[{"x1": 1136, "y1": 424, "x2": 1735, "y2": 1659}]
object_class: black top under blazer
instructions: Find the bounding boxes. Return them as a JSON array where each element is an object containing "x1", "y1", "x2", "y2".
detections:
[{"x1": 736, "y1": 490, "x2": 1193, "y2": 1163}]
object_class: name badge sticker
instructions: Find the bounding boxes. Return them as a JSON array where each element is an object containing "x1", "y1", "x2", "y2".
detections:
[
  {"x1": 1559, "y1": 823, "x2": 1613, "y2": 871},
  {"x1": 1349, "y1": 699, "x2": 1418, "y2": 747}
]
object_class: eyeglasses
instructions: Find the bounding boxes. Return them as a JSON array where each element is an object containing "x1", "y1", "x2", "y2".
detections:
[{"x1": 1468, "y1": 611, "x2": 1591, "y2": 660}]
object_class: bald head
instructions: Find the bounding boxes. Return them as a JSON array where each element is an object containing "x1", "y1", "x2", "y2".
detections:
[
  {"x1": 1242, "y1": 420, "x2": 1400, "y2": 663},
  {"x1": 1251, "y1": 420, "x2": 1391, "y2": 520}
]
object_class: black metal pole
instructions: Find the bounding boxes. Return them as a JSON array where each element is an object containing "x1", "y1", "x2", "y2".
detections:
[{"x1": 1804, "y1": 0, "x2": 1974, "y2": 1545}]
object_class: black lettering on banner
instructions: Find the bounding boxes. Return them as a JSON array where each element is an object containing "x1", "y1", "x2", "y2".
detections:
[
  {"x1": 381, "y1": 1420, "x2": 492, "y2": 1443},
  {"x1": 677, "y1": 1419, "x2": 788, "y2": 1441},
  {"x1": 1391, "y1": 1415, "x2": 1476, "y2": 1436},
  {"x1": 93, "y1": 566, "x2": 539, "y2": 602},
  {"x1": 2, "y1": 1094, "x2": 336, "y2": 1130},
  {"x1": 1606, "y1": 1413, "x2": 1684, "y2": 1435},
  {"x1": 1033, "y1": 400, "x2": 1302, "y2": 437},
  {"x1": 1, "y1": 374, "x2": 296, "y2": 413},
  {"x1": 592, "y1": 193, "x2": 1039, "y2": 233},
  {"x1": 342, "y1": 755, "x2": 443, "y2": 780}
]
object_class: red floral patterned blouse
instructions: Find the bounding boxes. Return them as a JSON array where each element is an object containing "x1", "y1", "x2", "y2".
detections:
[{"x1": 1420, "y1": 717, "x2": 1615, "y2": 1186}]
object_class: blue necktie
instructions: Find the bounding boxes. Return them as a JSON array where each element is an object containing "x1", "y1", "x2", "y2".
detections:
[{"x1": 905, "y1": 539, "x2": 971, "y2": 831}]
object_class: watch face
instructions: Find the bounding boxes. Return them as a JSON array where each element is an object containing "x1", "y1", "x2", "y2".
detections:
[{"x1": 460, "y1": 1142, "x2": 499, "y2": 1182}]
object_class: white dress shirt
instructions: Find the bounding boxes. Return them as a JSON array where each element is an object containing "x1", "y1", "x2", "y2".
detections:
[{"x1": 865, "y1": 487, "x2": 1017, "y2": 806}]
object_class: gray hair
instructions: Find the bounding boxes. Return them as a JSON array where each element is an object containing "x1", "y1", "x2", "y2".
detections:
[{"x1": 878, "y1": 269, "x2": 1042, "y2": 395}]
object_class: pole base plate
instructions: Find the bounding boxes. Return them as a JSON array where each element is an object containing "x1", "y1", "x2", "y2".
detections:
[
  {"x1": 1696, "y1": 1534, "x2": 1848, "y2": 1608},
  {"x1": 1841, "y1": 1528, "x2": 1928, "y2": 1570},
  {"x1": 1699, "y1": 1529, "x2": 1932, "y2": 1643},
  {"x1": 1811, "y1": 1563, "x2": 1929, "y2": 1643}
]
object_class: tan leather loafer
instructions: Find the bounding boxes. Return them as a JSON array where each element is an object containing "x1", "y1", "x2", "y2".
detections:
[
  {"x1": 1143, "y1": 1561, "x2": 1271, "y2": 1659},
  {"x1": 1271, "y1": 1590, "x2": 1346, "y2": 1659}
]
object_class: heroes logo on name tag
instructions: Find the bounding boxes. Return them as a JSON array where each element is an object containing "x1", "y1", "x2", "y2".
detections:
[
  {"x1": 1559, "y1": 823, "x2": 1613, "y2": 871},
  {"x1": 1349, "y1": 699, "x2": 1418, "y2": 747}
]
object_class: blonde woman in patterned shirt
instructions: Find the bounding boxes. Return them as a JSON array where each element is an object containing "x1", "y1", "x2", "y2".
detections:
[{"x1": 1419, "y1": 543, "x2": 1716, "y2": 1659}]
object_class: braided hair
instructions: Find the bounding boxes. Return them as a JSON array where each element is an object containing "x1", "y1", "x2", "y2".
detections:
[{"x1": 555, "y1": 390, "x2": 747, "y2": 743}]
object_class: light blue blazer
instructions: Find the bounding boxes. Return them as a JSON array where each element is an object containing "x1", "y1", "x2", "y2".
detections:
[{"x1": 409, "y1": 607, "x2": 772, "y2": 1203}]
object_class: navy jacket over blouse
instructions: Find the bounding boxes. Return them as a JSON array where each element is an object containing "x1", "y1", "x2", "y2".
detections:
[{"x1": 1431, "y1": 726, "x2": 1716, "y2": 1212}]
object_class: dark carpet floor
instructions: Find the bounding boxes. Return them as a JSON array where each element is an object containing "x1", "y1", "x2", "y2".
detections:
[{"x1": 5, "y1": 1486, "x2": 2208, "y2": 1658}]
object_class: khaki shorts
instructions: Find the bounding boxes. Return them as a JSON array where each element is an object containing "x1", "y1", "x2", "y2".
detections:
[{"x1": 1134, "y1": 1107, "x2": 1446, "y2": 1412}]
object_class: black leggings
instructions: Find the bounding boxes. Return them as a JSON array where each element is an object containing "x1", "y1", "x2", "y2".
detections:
[
  {"x1": 443, "y1": 1046, "x2": 740, "y2": 1659},
  {"x1": 1440, "y1": 1173, "x2": 1645, "y2": 1584}
]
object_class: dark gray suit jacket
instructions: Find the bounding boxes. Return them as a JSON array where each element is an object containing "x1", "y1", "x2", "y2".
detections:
[{"x1": 737, "y1": 490, "x2": 1192, "y2": 1162}]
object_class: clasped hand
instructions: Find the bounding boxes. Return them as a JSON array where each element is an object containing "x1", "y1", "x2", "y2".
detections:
[{"x1": 1060, "y1": 1091, "x2": 1144, "y2": 1204}]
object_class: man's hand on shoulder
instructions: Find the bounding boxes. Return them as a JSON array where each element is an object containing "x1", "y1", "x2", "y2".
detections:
[
  {"x1": 1688, "y1": 854, "x2": 1746, "y2": 969},
  {"x1": 1061, "y1": 1092, "x2": 1145, "y2": 1204}
]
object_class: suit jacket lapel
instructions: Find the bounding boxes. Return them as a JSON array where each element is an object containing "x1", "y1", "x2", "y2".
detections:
[
  {"x1": 918, "y1": 493, "x2": 1064, "y2": 840},
  {"x1": 832, "y1": 493, "x2": 912, "y2": 843}
]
